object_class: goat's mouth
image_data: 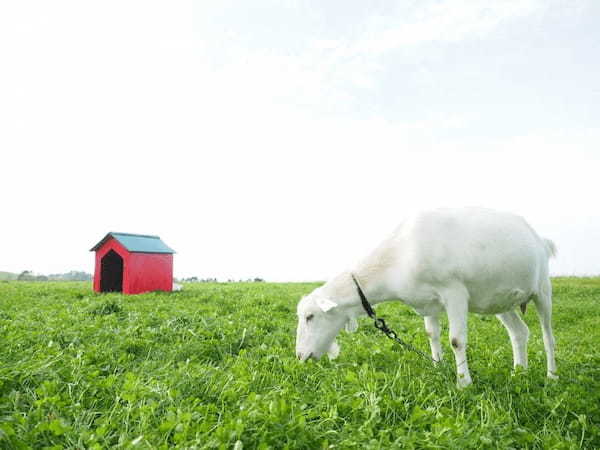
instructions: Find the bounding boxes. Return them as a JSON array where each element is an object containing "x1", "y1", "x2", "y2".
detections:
[{"x1": 296, "y1": 351, "x2": 314, "y2": 362}]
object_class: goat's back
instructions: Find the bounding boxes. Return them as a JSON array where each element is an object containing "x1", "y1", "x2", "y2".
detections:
[{"x1": 394, "y1": 207, "x2": 552, "y2": 310}]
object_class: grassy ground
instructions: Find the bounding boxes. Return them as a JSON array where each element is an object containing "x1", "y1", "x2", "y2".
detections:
[{"x1": 0, "y1": 278, "x2": 599, "y2": 449}]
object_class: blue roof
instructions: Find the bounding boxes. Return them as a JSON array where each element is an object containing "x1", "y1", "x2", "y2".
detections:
[{"x1": 90, "y1": 232, "x2": 175, "y2": 254}]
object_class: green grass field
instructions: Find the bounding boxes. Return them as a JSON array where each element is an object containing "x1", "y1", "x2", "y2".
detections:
[{"x1": 0, "y1": 279, "x2": 599, "y2": 449}]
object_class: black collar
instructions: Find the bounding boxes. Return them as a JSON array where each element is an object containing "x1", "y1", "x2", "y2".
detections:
[{"x1": 351, "y1": 274, "x2": 376, "y2": 319}]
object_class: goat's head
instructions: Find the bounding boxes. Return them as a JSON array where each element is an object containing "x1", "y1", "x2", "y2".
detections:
[{"x1": 295, "y1": 290, "x2": 358, "y2": 361}]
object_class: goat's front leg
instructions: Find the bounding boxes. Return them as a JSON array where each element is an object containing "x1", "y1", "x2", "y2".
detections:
[
  {"x1": 443, "y1": 286, "x2": 472, "y2": 388},
  {"x1": 424, "y1": 315, "x2": 443, "y2": 362}
]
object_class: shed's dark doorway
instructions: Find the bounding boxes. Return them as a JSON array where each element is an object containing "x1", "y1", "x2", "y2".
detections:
[{"x1": 100, "y1": 250, "x2": 123, "y2": 292}]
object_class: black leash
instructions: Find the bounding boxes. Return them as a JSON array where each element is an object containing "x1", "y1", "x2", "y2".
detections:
[{"x1": 350, "y1": 274, "x2": 439, "y2": 364}]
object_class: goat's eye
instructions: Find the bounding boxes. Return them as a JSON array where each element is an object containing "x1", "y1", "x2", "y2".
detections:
[{"x1": 306, "y1": 314, "x2": 314, "y2": 322}]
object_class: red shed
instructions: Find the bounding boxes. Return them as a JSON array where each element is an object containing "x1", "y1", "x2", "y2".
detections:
[{"x1": 90, "y1": 232, "x2": 175, "y2": 294}]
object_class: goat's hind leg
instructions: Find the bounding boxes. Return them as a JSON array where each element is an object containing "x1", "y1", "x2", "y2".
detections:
[
  {"x1": 534, "y1": 280, "x2": 558, "y2": 379},
  {"x1": 496, "y1": 310, "x2": 529, "y2": 370}
]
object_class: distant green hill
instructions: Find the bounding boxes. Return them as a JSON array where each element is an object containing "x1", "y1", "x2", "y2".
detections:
[{"x1": 0, "y1": 271, "x2": 17, "y2": 281}]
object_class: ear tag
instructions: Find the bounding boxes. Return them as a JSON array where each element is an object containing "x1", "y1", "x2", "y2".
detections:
[{"x1": 315, "y1": 296, "x2": 337, "y2": 312}]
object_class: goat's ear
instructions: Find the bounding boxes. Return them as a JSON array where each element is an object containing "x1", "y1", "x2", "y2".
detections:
[
  {"x1": 315, "y1": 296, "x2": 337, "y2": 313},
  {"x1": 345, "y1": 317, "x2": 358, "y2": 333}
]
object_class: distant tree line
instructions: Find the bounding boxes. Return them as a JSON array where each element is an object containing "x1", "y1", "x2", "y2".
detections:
[
  {"x1": 14, "y1": 270, "x2": 92, "y2": 282},
  {"x1": 179, "y1": 277, "x2": 218, "y2": 283},
  {"x1": 5, "y1": 272, "x2": 264, "y2": 283},
  {"x1": 178, "y1": 277, "x2": 265, "y2": 283}
]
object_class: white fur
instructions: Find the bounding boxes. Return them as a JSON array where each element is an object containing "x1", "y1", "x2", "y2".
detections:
[
  {"x1": 296, "y1": 207, "x2": 557, "y2": 387},
  {"x1": 345, "y1": 317, "x2": 358, "y2": 333}
]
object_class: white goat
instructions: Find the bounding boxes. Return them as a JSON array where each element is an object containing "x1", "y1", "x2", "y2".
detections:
[{"x1": 295, "y1": 207, "x2": 557, "y2": 387}]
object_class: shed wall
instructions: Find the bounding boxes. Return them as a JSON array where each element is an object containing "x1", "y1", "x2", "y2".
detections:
[{"x1": 126, "y1": 252, "x2": 173, "y2": 294}]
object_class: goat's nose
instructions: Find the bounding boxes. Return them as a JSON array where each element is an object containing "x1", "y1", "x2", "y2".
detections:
[{"x1": 297, "y1": 352, "x2": 312, "y2": 361}]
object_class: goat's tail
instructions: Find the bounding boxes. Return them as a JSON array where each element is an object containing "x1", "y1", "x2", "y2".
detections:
[{"x1": 543, "y1": 238, "x2": 557, "y2": 258}]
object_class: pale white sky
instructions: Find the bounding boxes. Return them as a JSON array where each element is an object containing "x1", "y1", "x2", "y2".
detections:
[{"x1": 1, "y1": 1, "x2": 599, "y2": 281}]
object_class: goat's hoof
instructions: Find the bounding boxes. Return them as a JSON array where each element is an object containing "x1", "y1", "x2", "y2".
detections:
[
  {"x1": 456, "y1": 374, "x2": 472, "y2": 389},
  {"x1": 547, "y1": 371, "x2": 559, "y2": 380},
  {"x1": 511, "y1": 365, "x2": 528, "y2": 376}
]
